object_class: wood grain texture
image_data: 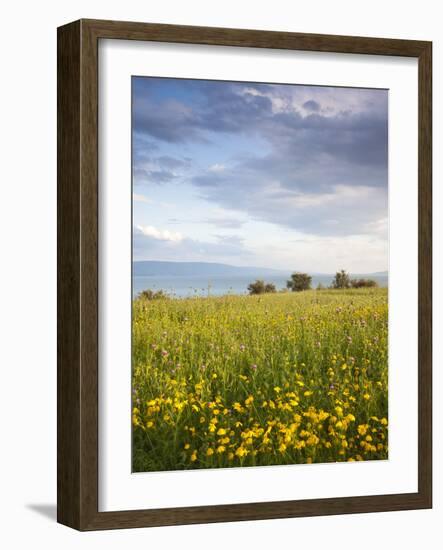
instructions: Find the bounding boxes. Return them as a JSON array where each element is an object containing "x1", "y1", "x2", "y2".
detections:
[
  {"x1": 83, "y1": 18, "x2": 429, "y2": 57},
  {"x1": 417, "y1": 42, "x2": 432, "y2": 506},
  {"x1": 57, "y1": 20, "x2": 81, "y2": 529},
  {"x1": 57, "y1": 19, "x2": 432, "y2": 531}
]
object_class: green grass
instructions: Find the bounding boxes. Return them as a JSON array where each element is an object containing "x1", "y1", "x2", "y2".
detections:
[{"x1": 132, "y1": 288, "x2": 388, "y2": 472}]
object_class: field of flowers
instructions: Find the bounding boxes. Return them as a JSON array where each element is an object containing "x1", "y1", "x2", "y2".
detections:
[{"x1": 132, "y1": 288, "x2": 388, "y2": 472}]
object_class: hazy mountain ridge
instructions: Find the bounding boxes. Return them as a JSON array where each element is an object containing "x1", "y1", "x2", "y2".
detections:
[{"x1": 133, "y1": 261, "x2": 286, "y2": 277}]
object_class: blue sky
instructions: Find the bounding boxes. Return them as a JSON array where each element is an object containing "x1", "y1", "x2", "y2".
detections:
[{"x1": 132, "y1": 77, "x2": 388, "y2": 273}]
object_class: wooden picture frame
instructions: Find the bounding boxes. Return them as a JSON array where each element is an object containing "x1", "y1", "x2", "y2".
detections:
[{"x1": 57, "y1": 18, "x2": 432, "y2": 530}]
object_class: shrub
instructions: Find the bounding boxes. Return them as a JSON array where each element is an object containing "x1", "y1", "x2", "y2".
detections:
[
  {"x1": 247, "y1": 280, "x2": 277, "y2": 295},
  {"x1": 286, "y1": 272, "x2": 312, "y2": 292},
  {"x1": 264, "y1": 283, "x2": 277, "y2": 293},
  {"x1": 138, "y1": 289, "x2": 169, "y2": 300},
  {"x1": 350, "y1": 278, "x2": 378, "y2": 288},
  {"x1": 247, "y1": 280, "x2": 265, "y2": 295}
]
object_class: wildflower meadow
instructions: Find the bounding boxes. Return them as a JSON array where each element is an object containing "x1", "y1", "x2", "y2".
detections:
[{"x1": 132, "y1": 288, "x2": 388, "y2": 472}]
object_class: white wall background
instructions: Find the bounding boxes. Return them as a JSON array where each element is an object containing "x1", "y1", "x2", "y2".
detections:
[{"x1": 0, "y1": 0, "x2": 441, "y2": 547}]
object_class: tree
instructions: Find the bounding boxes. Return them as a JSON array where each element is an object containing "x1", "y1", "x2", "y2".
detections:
[
  {"x1": 350, "y1": 278, "x2": 378, "y2": 288},
  {"x1": 286, "y1": 272, "x2": 312, "y2": 292},
  {"x1": 247, "y1": 280, "x2": 277, "y2": 295},
  {"x1": 331, "y1": 270, "x2": 351, "y2": 289}
]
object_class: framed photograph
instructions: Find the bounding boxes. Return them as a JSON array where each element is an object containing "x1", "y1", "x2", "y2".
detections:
[{"x1": 57, "y1": 19, "x2": 432, "y2": 530}]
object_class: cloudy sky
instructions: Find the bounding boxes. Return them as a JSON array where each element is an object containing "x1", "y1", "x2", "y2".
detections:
[{"x1": 132, "y1": 77, "x2": 388, "y2": 273}]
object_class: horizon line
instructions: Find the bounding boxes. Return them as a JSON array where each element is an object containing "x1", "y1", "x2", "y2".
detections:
[{"x1": 133, "y1": 259, "x2": 388, "y2": 275}]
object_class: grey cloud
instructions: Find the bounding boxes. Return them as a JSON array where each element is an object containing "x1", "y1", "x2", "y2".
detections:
[
  {"x1": 133, "y1": 229, "x2": 251, "y2": 262},
  {"x1": 188, "y1": 105, "x2": 388, "y2": 235},
  {"x1": 157, "y1": 155, "x2": 190, "y2": 170},
  {"x1": 303, "y1": 100, "x2": 320, "y2": 112},
  {"x1": 191, "y1": 159, "x2": 387, "y2": 237},
  {"x1": 132, "y1": 83, "x2": 275, "y2": 143},
  {"x1": 261, "y1": 110, "x2": 388, "y2": 171},
  {"x1": 133, "y1": 153, "x2": 192, "y2": 186},
  {"x1": 133, "y1": 98, "x2": 202, "y2": 143},
  {"x1": 133, "y1": 79, "x2": 388, "y2": 237},
  {"x1": 134, "y1": 167, "x2": 177, "y2": 183},
  {"x1": 134, "y1": 81, "x2": 387, "y2": 176}
]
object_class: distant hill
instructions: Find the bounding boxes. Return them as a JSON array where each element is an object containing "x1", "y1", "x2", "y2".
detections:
[
  {"x1": 133, "y1": 261, "x2": 287, "y2": 277},
  {"x1": 133, "y1": 261, "x2": 388, "y2": 279}
]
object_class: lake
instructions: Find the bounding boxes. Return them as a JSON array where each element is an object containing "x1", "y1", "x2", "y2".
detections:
[{"x1": 132, "y1": 273, "x2": 388, "y2": 298}]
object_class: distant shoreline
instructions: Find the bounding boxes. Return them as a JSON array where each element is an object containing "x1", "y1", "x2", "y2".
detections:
[
  {"x1": 133, "y1": 287, "x2": 388, "y2": 302},
  {"x1": 133, "y1": 273, "x2": 388, "y2": 299}
]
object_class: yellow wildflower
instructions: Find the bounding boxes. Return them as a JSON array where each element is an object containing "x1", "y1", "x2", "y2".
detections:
[
  {"x1": 357, "y1": 424, "x2": 368, "y2": 436},
  {"x1": 245, "y1": 395, "x2": 254, "y2": 406},
  {"x1": 235, "y1": 447, "x2": 248, "y2": 458}
]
